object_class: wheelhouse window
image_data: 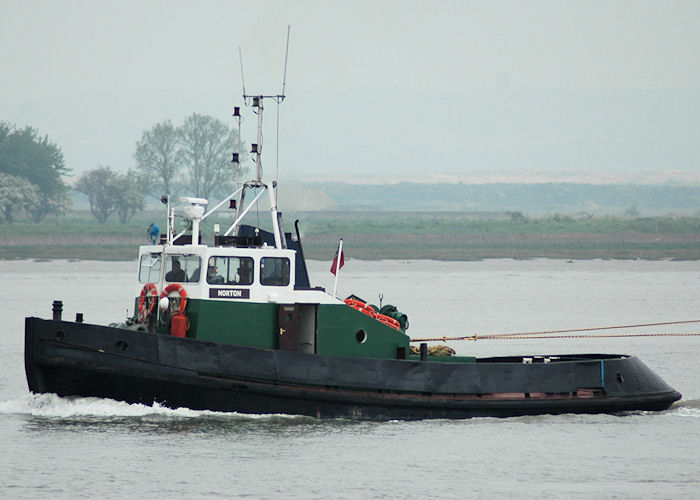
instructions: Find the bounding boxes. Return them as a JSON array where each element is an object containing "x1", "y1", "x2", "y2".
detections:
[
  {"x1": 207, "y1": 256, "x2": 254, "y2": 285},
  {"x1": 164, "y1": 255, "x2": 201, "y2": 283},
  {"x1": 260, "y1": 257, "x2": 290, "y2": 286},
  {"x1": 139, "y1": 253, "x2": 162, "y2": 283}
]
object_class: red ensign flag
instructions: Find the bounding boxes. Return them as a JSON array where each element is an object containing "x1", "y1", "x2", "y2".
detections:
[{"x1": 331, "y1": 242, "x2": 345, "y2": 275}]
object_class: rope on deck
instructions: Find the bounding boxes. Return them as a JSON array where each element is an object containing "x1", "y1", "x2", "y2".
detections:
[{"x1": 409, "y1": 319, "x2": 700, "y2": 342}]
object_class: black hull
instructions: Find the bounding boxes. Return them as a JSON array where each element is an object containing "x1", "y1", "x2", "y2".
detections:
[{"x1": 25, "y1": 318, "x2": 681, "y2": 420}]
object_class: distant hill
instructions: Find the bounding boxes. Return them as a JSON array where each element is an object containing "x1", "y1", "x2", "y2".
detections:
[{"x1": 307, "y1": 182, "x2": 700, "y2": 215}]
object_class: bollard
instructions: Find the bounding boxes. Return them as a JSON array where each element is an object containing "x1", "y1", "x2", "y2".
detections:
[
  {"x1": 420, "y1": 342, "x2": 428, "y2": 361},
  {"x1": 76, "y1": 313, "x2": 83, "y2": 323},
  {"x1": 52, "y1": 300, "x2": 63, "y2": 321}
]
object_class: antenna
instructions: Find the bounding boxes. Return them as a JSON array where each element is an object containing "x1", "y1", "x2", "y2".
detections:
[
  {"x1": 277, "y1": 25, "x2": 291, "y2": 183},
  {"x1": 237, "y1": 27, "x2": 291, "y2": 185},
  {"x1": 239, "y1": 46, "x2": 247, "y2": 97},
  {"x1": 226, "y1": 29, "x2": 292, "y2": 248},
  {"x1": 281, "y1": 24, "x2": 290, "y2": 98}
]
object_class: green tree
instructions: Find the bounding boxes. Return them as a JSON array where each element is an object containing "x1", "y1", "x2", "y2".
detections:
[
  {"x1": 134, "y1": 114, "x2": 246, "y2": 202},
  {"x1": 74, "y1": 166, "x2": 120, "y2": 223},
  {"x1": 178, "y1": 113, "x2": 240, "y2": 200},
  {"x1": 25, "y1": 189, "x2": 72, "y2": 223},
  {"x1": 0, "y1": 122, "x2": 71, "y2": 221},
  {"x1": 112, "y1": 169, "x2": 146, "y2": 224},
  {"x1": 133, "y1": 120, "x2": 182, "y2": 199},
  {"x1": 0, "y1": 173, "x2": 40, "y2": 223}
]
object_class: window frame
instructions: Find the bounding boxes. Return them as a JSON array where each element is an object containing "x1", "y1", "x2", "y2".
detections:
[
  {"x1": 138, "y1": 253, "x2": 162, "y2": 283},
  {"x1": 260, "y1": 257, "x2": 291, "y2": 287},
  {"x1": 206, "y1": 256, "x2": 255, "y2": 286},
  {"x1": 164, "y1": 254, "x2": 202, "y2": 283}
]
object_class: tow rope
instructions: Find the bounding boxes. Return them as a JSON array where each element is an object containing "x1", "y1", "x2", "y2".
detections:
[{"x1": 410, "y1": 319, "x2": 700, "y2": 342}]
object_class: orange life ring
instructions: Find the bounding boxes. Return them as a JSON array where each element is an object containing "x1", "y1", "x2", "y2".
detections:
[
  {"x1": 345, "y1": 299, "x2": 400, "y2": 325},
  {"x1": 161, "y1": 283, "x2": 188, "y2": 314},
  {"x1": 376, "y1": 314, "x2": 401, "y2": 330},
  {"x1": 137, "y1": 283, "x2": 158, "y2": 323},
  {"x1": 360, "y1": 307, "x2": 376, "y2": 318},
  {"x1": 344, "y1": 298, "x2": 377, "y2": 315},
  {"x1": 344, "y1": 298, "x2": 365, "y2": 309}
]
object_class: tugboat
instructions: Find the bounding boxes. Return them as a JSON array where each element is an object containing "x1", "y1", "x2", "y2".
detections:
[{"x1": 24, "y1": 91, "x2": 681, "y2": 420}]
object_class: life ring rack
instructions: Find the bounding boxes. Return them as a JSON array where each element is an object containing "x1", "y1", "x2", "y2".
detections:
[
  {"x1": 137, "y1": 283, "x2": 158, "y2": 323},
  {"x1": 344, "y1": 298, "x2": 401, "y2": 330}
]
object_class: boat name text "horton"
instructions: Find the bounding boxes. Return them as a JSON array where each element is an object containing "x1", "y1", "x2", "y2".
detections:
[{"x1": 209, "y1": 288, "x2": 250, "y2": 299}]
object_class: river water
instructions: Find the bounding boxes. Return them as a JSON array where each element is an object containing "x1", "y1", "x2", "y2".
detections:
[{"x1": 1, "y1": 259, "x2": 698, "y2": 498}]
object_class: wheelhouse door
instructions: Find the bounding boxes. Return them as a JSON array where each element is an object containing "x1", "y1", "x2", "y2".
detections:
[{"x1": 277, "y1": 304, "x2": 300, "y2": 351}]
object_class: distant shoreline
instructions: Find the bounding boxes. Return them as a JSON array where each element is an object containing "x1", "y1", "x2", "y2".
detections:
[
  {"x1": 2, "y1": 211, "x2": 698, "y2": 261},
  {"x1": 3, "y1": 246, "x2": 697, "y2": 261}
]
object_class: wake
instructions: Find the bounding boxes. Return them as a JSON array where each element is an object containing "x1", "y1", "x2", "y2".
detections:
[
  {"x1": 0, "y1": 392, "x2": 301, "y2": 420},
  {"x1": 669, "y1": 399, "x2": 700, "y2": 418}
]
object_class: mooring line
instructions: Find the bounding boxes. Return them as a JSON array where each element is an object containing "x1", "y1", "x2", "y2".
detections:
[
  {"x1": 464, "y1": 332, "x2": 700, "y2": 340},
  {"x1": 409, "y1": 319, "x2": 700, "y2": 343}
]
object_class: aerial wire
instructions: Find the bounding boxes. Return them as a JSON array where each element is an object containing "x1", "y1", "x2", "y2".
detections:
[
  {"x1": 281, "y1": 25, "x2": 290, "y2": 97},
  {"x1": 239, "y1": 46, "x2": 246, "y2": 98},
  {"x1": 276, "y1": 25, "x2": 291, "y2": 185}
]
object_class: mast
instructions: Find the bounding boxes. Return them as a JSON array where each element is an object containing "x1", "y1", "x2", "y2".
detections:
[
  {"x1": 251, "y1": 96, "x2": 264, "y2": 183},
  {"x1": 228, "y1": 94, "x2": 285, "y2": 248},
  {"x1": 222, "y1": 28, "x2": 290, "y2": 248},
  {"x1": 160, "y1": 29, "x2": 292, "y2": 251}
]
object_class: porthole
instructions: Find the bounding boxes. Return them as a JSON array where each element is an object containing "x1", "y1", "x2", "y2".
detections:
[{"x1": 355, "y1": 329, "x2": 367, "y2": 344}]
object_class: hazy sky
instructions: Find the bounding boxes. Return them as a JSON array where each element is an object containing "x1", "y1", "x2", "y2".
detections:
[{"x1": 1, "y1": 0, "x2": 698, "y2": 181}]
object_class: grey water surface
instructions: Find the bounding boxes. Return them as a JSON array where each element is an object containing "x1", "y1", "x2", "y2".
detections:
[{"x1": 1, "y1": 259, "x2": 698, "y2": 499}]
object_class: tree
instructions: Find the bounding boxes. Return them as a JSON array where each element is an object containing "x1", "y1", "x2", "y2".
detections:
[
  {"x1": 25, "y1": 188, "x2": 72, "y2": 223},
  {"x1": 0, "y1": 173, "x2": 40, "y2": 223},
  {"x1": 0, "y1": 122, "x2": 71, "y2": 221},
  {"x1": 133, "y1": 120, "x2": 182, "y2": 199},
  {"x1": 134, "y1": 114, "x2": 246, "y2": 202},
  {"x1": 112, "y1": 169, "x2": 146, "y2": 224},
  {"x1": 178, "y1": 113, "x2": 240, "y2": 200},
  {"x1": 74, "y1": 166, "x2": 120, "y2": 223}
]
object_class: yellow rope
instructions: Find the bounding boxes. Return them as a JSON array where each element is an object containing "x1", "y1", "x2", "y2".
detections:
[{"x1": 409, "y1": 319, "x2": 700, "y2": 343}]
